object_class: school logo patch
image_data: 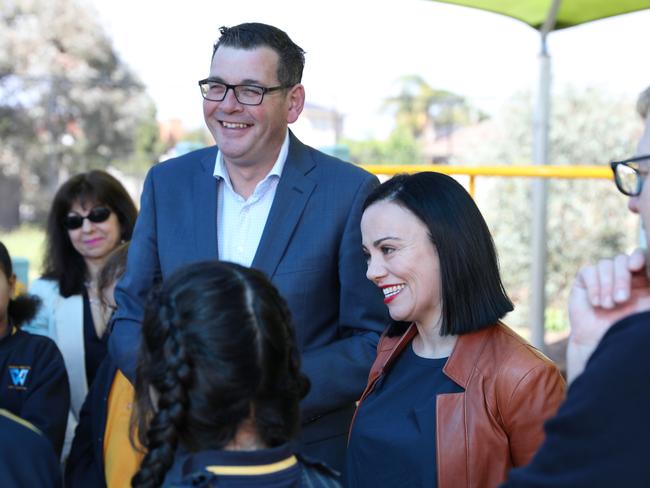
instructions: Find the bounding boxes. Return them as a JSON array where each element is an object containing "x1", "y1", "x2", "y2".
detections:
[{"x1": 8, "y1": 366, "x2": 30, "y2": 390}]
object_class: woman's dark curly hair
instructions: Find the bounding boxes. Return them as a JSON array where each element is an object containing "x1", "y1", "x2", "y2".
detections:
[
  {"x1": 42, "y1": 170, "x2": 137, "y2": 297},
  {"x1": 131, "y1": 261, "x2": 310, "y2": 488},
  {"x1": 0, "y1": 241, "x2": 40, "y2": 327}
]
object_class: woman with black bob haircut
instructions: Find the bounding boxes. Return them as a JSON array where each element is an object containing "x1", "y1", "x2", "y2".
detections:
[
  {"x1": 24, "y1": 170, "x2": 137, "y2": 458},
  {"x1": 131, "y1": 261, "x2": 341, "y2": 488},
  {"x1": 347, "y1": 172, "x2": 566, "y2": 488}
]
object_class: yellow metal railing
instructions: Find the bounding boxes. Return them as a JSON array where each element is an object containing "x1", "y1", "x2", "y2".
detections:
[{"x1": 359, "y1": 165, "x2": 613, "y2": 197}]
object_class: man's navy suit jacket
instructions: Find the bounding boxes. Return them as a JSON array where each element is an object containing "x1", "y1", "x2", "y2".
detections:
[{"x1": 110, "y1": 132, "x2": 388, "y2": 458}]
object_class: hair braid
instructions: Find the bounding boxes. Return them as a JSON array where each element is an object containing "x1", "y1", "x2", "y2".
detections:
[
  {"x1": 131, "y1": 261, "x2": 311, "y2": 484},
  {"x1": 248, "y1": 278, "x2": 309, "y2": 447},
  {"x1": 132, "y1": 298, "x2": 193, "y2": 488}
]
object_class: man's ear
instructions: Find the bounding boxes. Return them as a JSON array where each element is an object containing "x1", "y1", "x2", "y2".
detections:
[{"x1": 286, "y1": 84, "x2": 305, "y2": 124}]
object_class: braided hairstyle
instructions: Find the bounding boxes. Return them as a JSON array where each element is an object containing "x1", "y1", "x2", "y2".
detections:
[{"x1": 131, "y1": 261, "x2": 309, "y2": 488}]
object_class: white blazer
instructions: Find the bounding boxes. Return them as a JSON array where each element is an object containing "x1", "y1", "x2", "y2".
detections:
[{"x1": 23, "y1": 278, "x2": 88, "y2": 459}]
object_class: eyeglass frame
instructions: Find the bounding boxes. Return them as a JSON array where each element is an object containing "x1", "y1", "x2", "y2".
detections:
[
  {"x1": 610, "y1": 154, "x2": 650, "y2": 197},
  {"x1": 197, "y1": 79, "x2": 291, "y2": 106},
  {"x1": 63, "y1": 206, "x2": 112, "y2": 230}
]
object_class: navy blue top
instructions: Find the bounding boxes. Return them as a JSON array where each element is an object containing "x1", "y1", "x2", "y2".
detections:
[
  {"x1": 0, "y1": 409, "x2": 62, "y2": 487},
  {"x1": 65, "y1": 356, "x2": 117, "y2": 488},
  {"x1": 502, "y1": 310, "x2": 650, "y2": 488},
  {"x1": 82, "y1": 291, "x2": 108, "y2": 388},
  {"x1": 347, "y1": 343, "x2": 463, "y2": 488},
  {"x1": 0, "y1": 327, "x2": 70, "y2": 457},
  {"x1": 163, "y1": 443, "x2": 341, "y2": 487}
]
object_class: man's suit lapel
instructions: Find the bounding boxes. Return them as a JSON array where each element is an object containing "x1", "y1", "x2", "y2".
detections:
[
  {"x1": 253, "y1": 133, "x2": 317, "y2": 278},
  {"x1": 192, "y1": 150, "x2": 220, "y2": 260}
]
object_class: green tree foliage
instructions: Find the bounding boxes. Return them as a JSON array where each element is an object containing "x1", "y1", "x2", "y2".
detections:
[
  {"x1": 384, "y1": 74, "x2": 484, "y2": 139},
  {"x1": 0, "y1": 0, "x2": 161, "y2": 221},
  {"x1": 455, "y1": 86, "x2": 639, "y2": 332},
  {"x1": 345, "y1": 75, "x2": 484, "y2": 166},
  {"x1": 181, "y1": 127, "x2": 213, "y2": 145},
  {"x1": 343, "y1": 124, "x2": 425, "y2": 165}
]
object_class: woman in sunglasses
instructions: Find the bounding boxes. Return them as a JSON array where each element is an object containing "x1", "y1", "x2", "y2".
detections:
[{"x1": 24, "y1": 170, "x2": 137, "y2": 458}]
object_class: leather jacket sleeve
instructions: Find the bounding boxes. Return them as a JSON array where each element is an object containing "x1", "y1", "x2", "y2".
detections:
[{"x1": 499, "y1": 359, "x2": 566, "y2": 466}]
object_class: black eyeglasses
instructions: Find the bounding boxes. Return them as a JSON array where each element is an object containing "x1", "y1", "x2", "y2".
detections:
[
  {"x1": 63, "y1": 206, "x2": 112, "y2": 230},
  {"x1": 198, "y1": 79, "x2": 290, "y2": 106},
  {"x1": 610, "y1": 154, "x2": 650, "y2": 196}
]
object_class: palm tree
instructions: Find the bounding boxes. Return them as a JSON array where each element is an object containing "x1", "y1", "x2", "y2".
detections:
[{"x1": 383, "y1": 75, "x2": 479, "y2": 139}]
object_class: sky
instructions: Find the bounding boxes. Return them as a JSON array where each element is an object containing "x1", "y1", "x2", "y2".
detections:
[{"x1": 84, "y1": 0, "x2": 650, "y2": 139}]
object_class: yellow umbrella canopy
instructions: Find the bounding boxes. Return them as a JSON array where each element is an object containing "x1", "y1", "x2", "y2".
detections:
[{"x1": 432, "y1": 0, "x2": 650, "y2": 30}]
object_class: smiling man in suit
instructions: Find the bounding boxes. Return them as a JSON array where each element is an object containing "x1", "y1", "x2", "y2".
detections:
[{"x1": 110, "y1": 22, "x2": 388, "y2": 473}]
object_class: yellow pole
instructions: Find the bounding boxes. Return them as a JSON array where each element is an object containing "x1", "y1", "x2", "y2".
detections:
[{"x1": 360, "y1": 164, "x2": 612, "y2": 180}]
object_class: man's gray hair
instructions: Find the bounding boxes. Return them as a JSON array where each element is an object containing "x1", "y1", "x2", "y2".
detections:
[{"x1": 637, "y1": 85, "x2": 650, "y2": 120}]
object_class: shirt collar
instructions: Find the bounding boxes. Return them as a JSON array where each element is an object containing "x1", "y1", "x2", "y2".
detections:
[
  {"x1": 213, "y1": 131, "x2": 289, "y2": 188},
  {"x1": 179, "y1": 443, "x2": 296, "y2": 477}
]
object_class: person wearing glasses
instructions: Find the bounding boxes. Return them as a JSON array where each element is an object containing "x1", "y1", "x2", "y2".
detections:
[
  {"x1": 24, "y1": 170, "x2": 137, "y2": 459},
  {"x1": 503, "y1": 86, "x2": 650, "y2": 487},
  {"x1": 110, "y1": 22, "x2": 387, "y2": 473}
]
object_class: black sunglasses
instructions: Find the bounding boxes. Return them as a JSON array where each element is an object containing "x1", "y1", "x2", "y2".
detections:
[{"x1": 63, "y1": 206, "x2": 112, "y2": 230}]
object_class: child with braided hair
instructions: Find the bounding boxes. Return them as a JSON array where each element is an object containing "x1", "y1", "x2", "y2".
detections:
[
  {"x1": 0, "y1": 241, "x2": 69, "y2": 462},
  {"x1": 131, "y1": 261, "x2": 341, "y2": 488}
]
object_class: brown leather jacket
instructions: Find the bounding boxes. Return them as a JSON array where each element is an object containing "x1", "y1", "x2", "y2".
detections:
[{"x1": 350, "y1": 322, "x2": 566, "y2": 488}]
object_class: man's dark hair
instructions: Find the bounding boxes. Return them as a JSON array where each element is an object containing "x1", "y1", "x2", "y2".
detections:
[
  {"x1": 42, "y1": 170, "x2": 137, "y2": 297},
  {"x1": 363, "y1": 172, "x2": 513, "y2": 337},
  {"x1": 213, "y1": 22, "x2": 305, "y2": 86},
  {"x1": 131, "y1": 261, "x2": 310, "y2": 488}
]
